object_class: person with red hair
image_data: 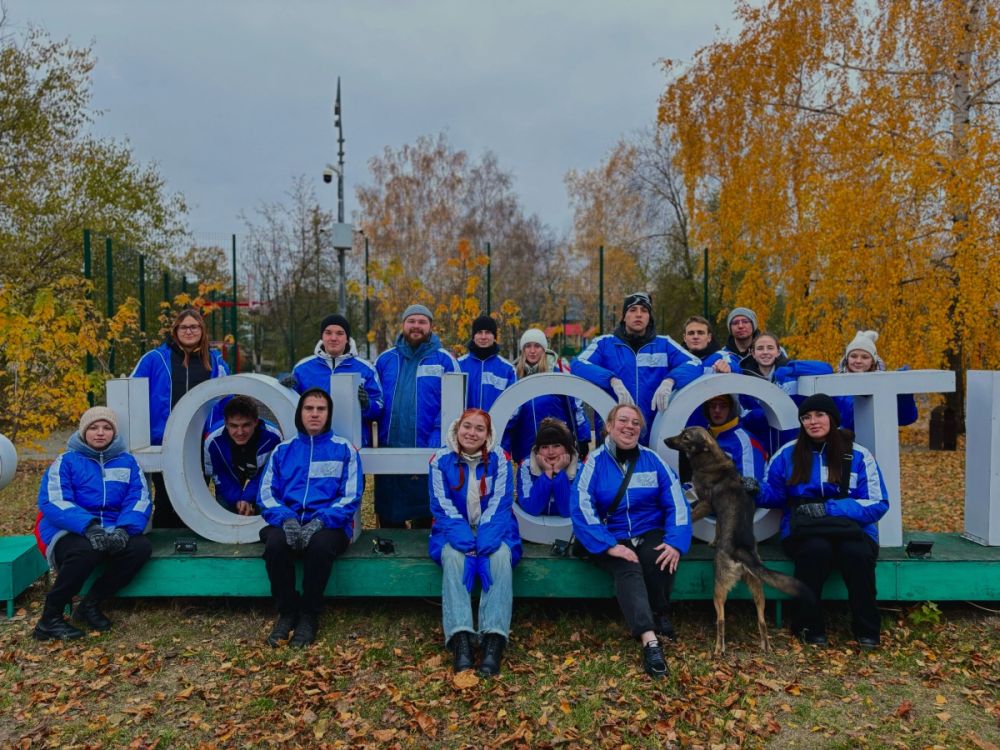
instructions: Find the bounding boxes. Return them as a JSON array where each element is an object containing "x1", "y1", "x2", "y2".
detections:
[{"x1": 428, "y1": 408, "x2": 521, "y2": 677}]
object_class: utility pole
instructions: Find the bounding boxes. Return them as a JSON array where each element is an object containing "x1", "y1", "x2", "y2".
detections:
[{"x1": 325, "y1": 77, "x2": 353, "y2": 316}]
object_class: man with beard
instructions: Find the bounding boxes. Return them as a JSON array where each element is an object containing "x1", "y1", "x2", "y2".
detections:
[
  {"x1": 374, "y1": 304, "x2": 460, "y2": 527},
  {"x1": 571, "y1": 292, "x2": 702, "y2": 445}
]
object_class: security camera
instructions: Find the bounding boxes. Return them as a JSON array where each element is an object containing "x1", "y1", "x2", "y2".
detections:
[{"x1": 322, "y1": 167, "x2": 334, "y2": 184}]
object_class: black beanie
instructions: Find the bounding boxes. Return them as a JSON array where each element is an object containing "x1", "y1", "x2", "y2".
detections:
[
  {"x1": 798, "y1": 393, "x2": 841, "y2": 426},
  {"x1": 320, "y1": 314, "x2": 351, "y2": 340},
  {"x1": 621, "y1": 292, "x2": 652, "y2": 318},
  {"x1": 471, "y1": 315, "x2": 498, "y2": 337},
  {"x1": 533, "y1": 417, "x2": 576, "y2": 455}
]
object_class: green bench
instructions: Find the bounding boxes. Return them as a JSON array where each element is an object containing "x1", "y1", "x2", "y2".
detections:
[{"x1": 0, "y1": 535, "x2": 48, "y2": 618}]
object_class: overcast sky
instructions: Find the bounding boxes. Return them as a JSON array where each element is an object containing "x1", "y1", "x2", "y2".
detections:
[{"x1": 12, "y1": 1, "x2": 741, "y2": 240}]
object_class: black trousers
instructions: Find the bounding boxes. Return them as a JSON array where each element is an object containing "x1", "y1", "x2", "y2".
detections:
[
  {"x1": 44, "y1": 533, "x2": 152, "y2": 617},
  {"x1": 260, "y1": 525, "x2": 350, "y2": 616},
  {"x1": 589, "y1": 528, "x2": 676, "y2": 638},
  {"x1": 782, "y1": 533, "x2": 881, "y2": 639},
  {"x1": 151, "y1": 473, "x2": 185, "y2": 529}
]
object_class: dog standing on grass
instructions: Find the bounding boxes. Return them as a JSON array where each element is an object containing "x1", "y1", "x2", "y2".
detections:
[{"x1": 665, "y1": 426, "x2": 812, "y2": 655}]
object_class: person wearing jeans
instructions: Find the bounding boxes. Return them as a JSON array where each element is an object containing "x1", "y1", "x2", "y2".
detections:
[{"x1": 428, "y1": 408, "x2": 521, "y2": 677}]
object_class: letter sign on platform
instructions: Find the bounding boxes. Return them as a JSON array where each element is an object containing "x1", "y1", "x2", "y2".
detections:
[{"x1": 0, "y1": 433, "x2": 17, "y2": 492}]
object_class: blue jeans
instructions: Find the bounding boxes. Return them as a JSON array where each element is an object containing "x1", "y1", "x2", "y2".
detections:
[{"x1": 440, "y1": 543, "x2": 513, "y2": 643}]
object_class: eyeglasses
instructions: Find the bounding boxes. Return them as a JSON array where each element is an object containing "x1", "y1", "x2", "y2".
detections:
[{"x1": 177, "y1": 325, "x2": 201, "y2": 332}]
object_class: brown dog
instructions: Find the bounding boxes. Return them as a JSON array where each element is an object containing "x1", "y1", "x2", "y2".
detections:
[{"x1": 665, "y1": 426, "x2": 811, "y2": 655}]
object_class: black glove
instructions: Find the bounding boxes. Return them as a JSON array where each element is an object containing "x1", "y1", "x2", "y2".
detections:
[
  {"x1": 357, "y1": 384, "x2": 370, "y2": 411},
  {"x1": 796, "y1": 502, "x2": 827, "y2": 518},
  {"x1": 85, "y1": 523, "x2": 109, "y2": 552},
  {"x1": 299, "y1": 518, "x2": 324, "y2": 549},
  {"x1": 106, "y1": 527, "x2": 130, "y2": 553},
  {"x1": 740, "y1": 476, "x2": 760, "y2": 499},
  {"x1": 282, "y1": 518, "x2": 303, "y2": 548},
  {"x1": 577, "y1": 440, "x2": 590, "y2": 461}
]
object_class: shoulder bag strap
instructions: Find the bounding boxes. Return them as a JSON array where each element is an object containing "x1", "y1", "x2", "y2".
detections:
[{"x1": 604, "y1": 457, "x2": 637, "y2": 523}]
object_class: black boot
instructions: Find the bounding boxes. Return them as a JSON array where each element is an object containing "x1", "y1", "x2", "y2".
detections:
[
  {"x1": 266, "y1": 612, "x2": 299, "y2": 647},
  {"x1": 33, "y1": 613, "x2": 85, "y2": 641},
  {"x1": 75, "y1": 599, "x2": 112, "y2": 632},
  {"x1": 289, "y1": 613, "x2": 318, "y2": 648},
  {"x1": 448, "y1": 631, "x2": 475, "y2": 673},
  {"x1": 477, "y1": 633, "x2": 506, "y2": 677}
]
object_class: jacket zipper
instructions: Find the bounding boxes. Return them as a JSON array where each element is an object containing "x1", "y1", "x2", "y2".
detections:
[{"x1": 302, "y1": 435, "x2": 314, "y2": 521}]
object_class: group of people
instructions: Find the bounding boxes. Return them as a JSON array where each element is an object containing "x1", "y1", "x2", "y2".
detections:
[{"x1": 32, "y1": 296, "x2": 904, "y2": 679}]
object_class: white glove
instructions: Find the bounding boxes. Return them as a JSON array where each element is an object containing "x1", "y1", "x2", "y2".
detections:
[
  {"x1": 651, "y1": 378, "x2": 674, "y2": 411},
  {"x1": 609, "y1": 378, "x2": 634, "y2": 406}
]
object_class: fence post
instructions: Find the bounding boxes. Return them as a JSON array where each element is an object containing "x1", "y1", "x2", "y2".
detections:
[
  {"x1": 364, "y1": 236, "x2": 371, "y2": 359},
  {"x1": 486, "y1": 241, "x2": 492, "y2": 314},
  {"x1": 598, "y1": 245, "x2": 605, "y2": 335},
  {"x1": 84, "y1": 229, "x2": 94, "y2": 405},
  {"x1": 105, "y1": 236, "x2": 115, "y2": 375},
  {"x1": 231, "y1": 234, "x2": 238, "y2": 372},
  {"x1": 138, "y1": 254, "x2": 147, "y2": 338}
]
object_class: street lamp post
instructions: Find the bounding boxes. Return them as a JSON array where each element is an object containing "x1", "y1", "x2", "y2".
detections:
[{"x1": 324, "y1": 77, "x2": 352, "y2": 315}]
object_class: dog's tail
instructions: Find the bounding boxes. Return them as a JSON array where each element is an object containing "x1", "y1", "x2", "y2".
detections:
[{"x1": 731, "y1": 547, "x2": 815, "y2": 602}]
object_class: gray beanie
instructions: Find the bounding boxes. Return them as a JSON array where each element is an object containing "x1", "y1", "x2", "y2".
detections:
[
  {"x1": 519, "y1": 328, "x2": 548, "y2": 351},
  {"x1": 726, "y1": 307, "x2": 759, "y2": 331},
  {"x1": 79, "y1": 406, "x2": 118, "y2": 437},
  {"x1": 401, "y1": 304, "x2": 433, "y2": 322}
]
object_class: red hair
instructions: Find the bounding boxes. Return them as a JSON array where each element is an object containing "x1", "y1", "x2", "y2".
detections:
[{"x1": 452, "y1": 408, "x2": 492, "y2": 497}]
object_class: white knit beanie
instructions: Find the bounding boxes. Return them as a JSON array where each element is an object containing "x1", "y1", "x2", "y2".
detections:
[
  {"x1": 845, "y1": 330, "x2": 879, "y2": 359},
  {"x1": 519, "y1": 328, "x2": 548, "y2": 351}
]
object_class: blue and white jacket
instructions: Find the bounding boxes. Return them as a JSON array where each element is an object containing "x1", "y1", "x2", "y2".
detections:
[
  {"x1": 257, "y1": 429, "x2": 363, "y2": 537},
  {"x1": 36, "y1": 433, "x2": 151, "y2": 566},
  {"x1": 203, "y1": 420, "x2": 283, "y2": 510},
  {"x1": 571, "y1": 332, "x2": 702, "y2": 445},
  {"x1": 570, "y1": 440, "x2": 692, "y2": 555},
  {"x1": 508, "y1": 386, "x2": 589, "y2": 463},
  {"x1": 740, "y1": 358, "x2": 833, "y2": 456},
  {"x1": 375, "y1": 333, "x2": 460, "y2": 448},
  {"x1": 516, "y1": 451, "x2": 578, "y2": 517},
  {"x1": 130, "y1": 342, "x2": 230, "y2": 445},
  {"x1": 711, "y1": 419, "x2": 767, "y2": 481},
  {"x1": 428, "y1": 424, "x2": 521, "y2": 566},
  {"x1": 758, "y1": 438, "x2": 890, "y2": 543},
  {"x1": 458, "y1": 348, "x2": 516, "y2": 413},
  {"x1": 292, "y1": 339, "x2": 384, "y2": 446}
]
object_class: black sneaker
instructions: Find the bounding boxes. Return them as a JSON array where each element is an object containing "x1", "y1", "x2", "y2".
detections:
[
  {"x1": 74, "y1": 599, "x2": 112, "y2": 632},
  {"x1": 266, "y1": 612, "x2": 299, "y2": 647},
  {"x1": 798, "y1": 628, "x2": 828, "y2": 647},
  {"x1": 33, "y1": 615, "x2": 85, "y2": 641},
  {"x1": 653, "y1": 613, "x2": 678, "y2": 643},
  {"x1": 857, "y1": 636, "x2": 880, "y2": 651},
  {"x1": 477, "y1": 633, "x2": 506, "y2": 677},
  {"x1": 289, "y1": 614, "x2": 317, "y2": 648},
  {"x1": 642, "y1": 640, "x2": 668, "y2": 678},
  {"x1": 448, "y1": 631, "x2": 475, "y2": 673}
]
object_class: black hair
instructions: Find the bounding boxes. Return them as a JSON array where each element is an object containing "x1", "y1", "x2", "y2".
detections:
[{"x1": 223, "y1": 395, "x2": 260, "y2": 422}]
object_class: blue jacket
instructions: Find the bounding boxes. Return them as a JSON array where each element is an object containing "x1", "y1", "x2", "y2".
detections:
[
  {"x1": 130, "y1": 342, "x2": 230, "y2": 445},
  {"x1": 570, "y1": 440, "x2": 692, "y2": 555},
  {"x1": 516, "y1": 451, "x2": 578, "y2": 517},
  {"x1": 37, "y1": 433, "x2": 151, "y2": 563},
  {"x1": 740, "y1": 359, "x2": 833, "y2": 456},
  {"x1": 572, "y1": 333, "x2": 702, "y2": 445},
  {"x1": 758, "y1": 438, "x2": 890, "y2": 543},
  {"x1": 203, "y1": 420, "x2": 283, "y2": 510},
  {"x1": 711, "y1": 419, "x2": 767, "y2": 481},
  {"x1": 292, "y1": 339, "x2": 384, "y2": 446},
  {"x1": 508, "y1": 384, "x2": 590, "y2": 463},
  {"x1": 428, "y1": 429, "x2": 521, "y2": 566},
  {"x1": 458, "y1": 350, "x2": 516, "y2": 412},
  {"x1": 375, "y1": 333, "x2": 460, "y2": 448},
  {"x1": 257, "y1": 429, "x2": 364, "y2": 537}
]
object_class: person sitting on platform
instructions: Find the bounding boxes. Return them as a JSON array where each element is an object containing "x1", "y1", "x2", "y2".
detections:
[
  {"x1": 257, "y1": 388, "x2": 363, "y2": 648},
  {"x1": 33, "y1": 407, "x2": 152, "y2": 640},
  {"x1": 429, "y1": 408, "x2": 520, "y2": 677},
  {"x1": 515, "y1": 417, "x2": 578, "y2": 517},
  {"x1": 833, "y1": 330, "x2": 918, "y2": 433},
  {"x1": 703, "y1": 395, "x2": 766, "y2": 482},
  {"x1": 203, "y1": 396, "x2": 283, "y2": 516},
  {"x1": 681, "y1": 315, "x2": 741, "y2": 375}
]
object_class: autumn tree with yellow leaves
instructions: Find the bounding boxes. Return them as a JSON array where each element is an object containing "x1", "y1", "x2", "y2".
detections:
[{"x1": 660, "y1": 0, "x2": 1000, "y2": 413}]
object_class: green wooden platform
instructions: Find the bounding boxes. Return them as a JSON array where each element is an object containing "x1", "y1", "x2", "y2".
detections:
[{"x1": 0, "y1": 535, "x2": 49, "y2": 618}]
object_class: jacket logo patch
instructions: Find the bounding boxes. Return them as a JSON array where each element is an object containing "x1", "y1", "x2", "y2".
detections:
[
  {"x1": 104, "y1": 468, "x2": 131, "y2": 483},
  {"x1": 417, "y1": 364, "x2": 445, "y2": 378},
  {"x1": 628, "y1": 471, "x2": 658, "y2": 489},
  {"x1": 309, "y1": 461, "x2": 343, "y2": 479},
  {"x1": 637, "y1": 353, "x2": 668, "y2": 368},
  {"x1": 481, "y1": 372, "x2": 508, "y2": 389}
]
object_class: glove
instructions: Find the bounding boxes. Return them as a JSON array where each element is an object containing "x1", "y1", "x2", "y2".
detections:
[
  {"x1": 796, "y1": 502, "x2": 827, "y2": 518},
  {"x1": 609, "y1": 378, "x2": 634, "y2": 406},
  {"x1": 577, "y1": 440, "x2": 590, "y2": 462},
  {"x1": 85, "y1": 523, "x2": 109, "y2": 552},
  {"x1": 476, "y1": 555, "x2": 493, "y2": 593},
  {"x1": 299, "y1": 518, "x2": 324, "y2": 549},
  {"x1": 462, "y1": 554, "x2": 478, "y2": 593},
  {"x1": 106, "y1": 527, "x2": 130, "y2": 553},
  {"x1": 650, "y1": 378, "x2": 675, "y2": 411},
  {"x1": 282, "y1": 518, "x2": 303, "y2": 548},
  {"x1": 357, "y1": 384, "x2": 370, "y2": 411},
  {"x1": 740, "y1": 476, "x2": 761, "y2": 499}
]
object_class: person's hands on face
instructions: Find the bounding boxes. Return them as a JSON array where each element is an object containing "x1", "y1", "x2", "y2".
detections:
[
  {"x1": 654, "y1": 543, "x2": 680, "y2": 573},
  {"x1": 538, "y1": 443, "x2": 569, "y2": 478},
  {"x1": 236, "y1": 500, "x2": 254, "y2": 516},
  {"x1": 606, "y1": 543, "x2": 639, "y2": 564}
]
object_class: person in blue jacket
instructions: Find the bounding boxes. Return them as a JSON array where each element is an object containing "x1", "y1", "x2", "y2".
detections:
[
  {"x1": 458, "y1": 314, "x2": 516, "y2": 450},
  {"x1": 291, "y1": 313, "x2": 383, "y2": 447},
  {"x1": 375, "y1": 304, "x2": 461, "y2": 527},
  {"x1": 130, "y1": 308, "x2": 230, "y2": 528},
  {"x1": 570, "y1": 404, "x2": 692, "y2": 679},
  {"x1": 571, "y1": 292, "x2": 702, "y2": 445},
  {"x1": 516, "y1": 417, "x2": 578, "y2": 517},
  {"x1": 203, "y1": 396, "x2": 283, "y2": 515},
  {"x1": 509, "y1": 328, "x2": 590, "y2": 463},
  {"x1": 756, "y1": 394, "x2": 889, "y2": 650},
  {"x1": 429, "y1": 408, "x2": 520, "y2": 677},
  {"x1": 704, "y1": 395, "x2": 767, "y2": 481},
  {"x1": 32, "y1": 407, "x2": 152, "y2": 640},
  {"x1": 681, "y1": 315, "x2": 742, "y2": 375},
  {"x1": 833, "y1": 330, "x2": 918, "y2": 432},
  {"x1": 257, "y1": 388, "x2": 363, "y2": 648}
]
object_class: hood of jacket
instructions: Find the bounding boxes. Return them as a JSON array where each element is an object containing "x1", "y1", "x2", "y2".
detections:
[
  {"x1": 313, "y1": 337, "x2": 359, "y2": 366},
  {"x1": 741, "y1": 352, "x2": 790, "y2": 379},
  {"x1": 67, "y1": 431, "x2": 127, "y2": 461},
  {"x1": 444, "y1": 414, "x2": 497, "y2": 456},
  {"x1": 295, "y1": 388, "x2": 334, "y2": 435}
]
